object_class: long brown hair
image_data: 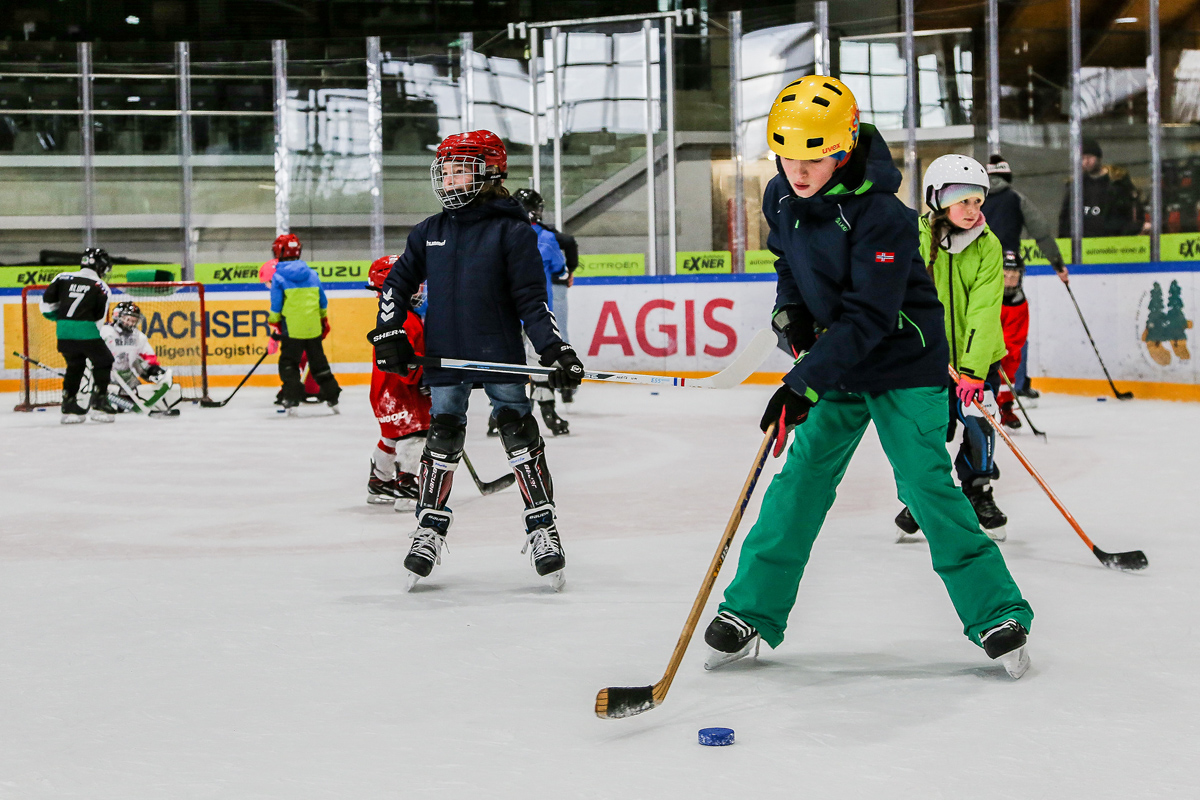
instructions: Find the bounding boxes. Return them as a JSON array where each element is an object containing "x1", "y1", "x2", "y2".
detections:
[
  {"x1": 472, "y1": 180, "x2": 511, "y2": 204},
  {"x1": 926, "y1": 208, "x2": 954, "y2": 277}
]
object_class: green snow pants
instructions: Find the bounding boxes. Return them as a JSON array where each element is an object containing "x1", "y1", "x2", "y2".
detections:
[{"x1": 719, "y1": 386, "x2": 1033, "y2": 649}]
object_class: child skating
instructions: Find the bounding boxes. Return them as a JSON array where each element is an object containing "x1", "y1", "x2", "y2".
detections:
[{"x1": 703, "y1": 77, "x2": 1033, "y2": 679}]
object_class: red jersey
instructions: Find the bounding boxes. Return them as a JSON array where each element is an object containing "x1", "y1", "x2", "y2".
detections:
[{"x1": 371, "y1": 310, "x2": 431, "y2": 438}]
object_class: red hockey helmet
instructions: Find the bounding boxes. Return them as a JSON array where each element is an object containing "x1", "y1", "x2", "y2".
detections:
[
  {"x1": 368, "y1": 254, "x2": 398, "y2": 291},
  {"x1": 272, "y1": 233, "x2": 302, "y2": 260},
  {"x1": 431, "y1": 130, "x2": 508, "y2": 209}
]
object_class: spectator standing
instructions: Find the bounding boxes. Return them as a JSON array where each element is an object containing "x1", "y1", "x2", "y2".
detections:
[{"x1": 1058, "y1": 138, "x2": 1143, "y2": 238}]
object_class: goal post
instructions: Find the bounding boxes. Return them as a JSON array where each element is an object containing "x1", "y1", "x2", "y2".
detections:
[{"x1": 15, "y1": 281, "x2": 211, "y2": 411}]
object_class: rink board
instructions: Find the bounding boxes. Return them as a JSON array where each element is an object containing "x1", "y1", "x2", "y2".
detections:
[{"x1": 4, "y1": 264, "x2": 1200, "y2": 397}]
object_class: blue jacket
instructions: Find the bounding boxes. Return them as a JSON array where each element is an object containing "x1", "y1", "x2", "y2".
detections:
[
  {"x1": 269, "y1": 259, "x2": 327, "y2": 340},
  {"x1": 766, "y1": 124, "x2": 949, "y2": 399},
  {"x1": 533, "y1": 222, "x2": 567, "y2": 310},
  {"x1": 378, "y1": 196, "x2": 565, "y2": 386}
]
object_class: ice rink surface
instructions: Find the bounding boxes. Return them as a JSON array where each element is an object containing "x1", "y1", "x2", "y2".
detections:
[{"x1": 1, "y1": 384, "x2": 1196, "y2": 799}]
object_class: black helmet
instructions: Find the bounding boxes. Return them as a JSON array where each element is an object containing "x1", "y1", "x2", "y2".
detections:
[
  {"x1": 112, "y1": 300, "x2": 143, "y2": 331},
  {"x1": 82, "y1": 247, "x2": 113, "y2": 278},
  {"x1": 513, "y1": 187, "x2": 544, "y2": 222}
]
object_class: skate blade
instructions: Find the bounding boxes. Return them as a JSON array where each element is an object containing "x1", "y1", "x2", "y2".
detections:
[
  {"x1": 328, "y1": 403, "x2": 340, "y2": 414},
  {"x1": 999, "y1": 645, "x2": 1030, "y2": 679},
  {"x1": 405, "y1": 573, "x2": 421, "y2": 592},
  {"x1": 895, "y1": 525, "x2": 921, "y2": 543},
  {"x1": 366, "y1": 494, "x2": 395, "y2": 505},
  {"x1": 547, "y1": 570, "x2": 565, "y2": 592},
  {"x1": 60, "y1": 415, "x2": 87, "y2": 425},
  {"x1": 983, "y1": 524, "x2": 1007, "y2": 543},
  {"x1": 88, "y1": 411, "x2": 114, "y2": 423},
  {"x1": 393, "y1": 499, "x2": 417, "y2": 513},
  {"x1": 703, "y1": 636, "x2": 760, "y2": 671}
]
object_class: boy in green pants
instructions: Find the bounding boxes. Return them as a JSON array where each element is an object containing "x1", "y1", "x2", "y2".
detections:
[{"x1": 704, "y1": 77, "x2": 1032, "y2": 679}]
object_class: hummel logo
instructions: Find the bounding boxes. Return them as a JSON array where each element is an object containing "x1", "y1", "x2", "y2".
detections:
[{"x1": 426, "y1": 240, "x2": 446, "y2": 246}]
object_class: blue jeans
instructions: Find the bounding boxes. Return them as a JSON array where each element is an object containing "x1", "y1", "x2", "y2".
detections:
[{"x1": 430, "y1": 382, "x2": 532, "y2": 426}]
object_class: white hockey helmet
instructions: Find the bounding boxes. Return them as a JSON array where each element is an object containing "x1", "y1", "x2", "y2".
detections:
[{"x1": 922, "y1": 154, "x2": 989, "y2": 211}]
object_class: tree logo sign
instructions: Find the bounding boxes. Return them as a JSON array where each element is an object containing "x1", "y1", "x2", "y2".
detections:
[{"x1": 1140, "y1": 280, "x2": 1193, "y2": 366}]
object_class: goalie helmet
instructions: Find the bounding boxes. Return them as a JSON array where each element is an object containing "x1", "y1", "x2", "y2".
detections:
[
  {"x1": 112, "y1": 300, "x2": 143, "y2": 332},
  {"x1": 431, "y1": 130, "x2": 508, "y2": 210},
  {"x1": 81, "y1": 247, "x2": 113, "y2": 278},
  {"x1": 272, "y1": 233, "x2": 302, "y2": 261}
]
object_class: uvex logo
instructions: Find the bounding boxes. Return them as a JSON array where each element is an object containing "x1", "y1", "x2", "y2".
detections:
[{"x1": 821, "y1": 144, "x2": 840, "y2": 154}]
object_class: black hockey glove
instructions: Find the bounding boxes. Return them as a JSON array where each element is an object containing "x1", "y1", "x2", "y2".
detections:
[
  {"x1": 760, "y1": 384, "x2": 815, "y2": 433},
  {"x1": 367, "y1": 324, "x2": 415, "y2": 375},
  {"x1": 539, "y1": 343, "x2": 584, "y2": 390},
  {"x1": 772, "y1": 304, "x2": 818, "y2": 358},
  {"x1": 145, "y1": 364, "x2": 166, "y2": 379}
]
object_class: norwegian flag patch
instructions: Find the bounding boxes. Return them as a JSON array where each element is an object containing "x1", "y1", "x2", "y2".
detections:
[{"x1": 875, "y1": 252, "x2": 895, "y2": 263}]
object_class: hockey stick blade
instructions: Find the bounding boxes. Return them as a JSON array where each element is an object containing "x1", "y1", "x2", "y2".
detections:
[
  {"x1": 1115, "y1": 390, "x2": 1134, "y2": 401},
  {"x1": 1094, "y1": 546, "x2": 1148, "y2": 572},
  {"x1": 595, "y1": 685, "x2": 658, "y2": 720},
  {"x1": 461, "y1": 452, "x2": 515, "y2": 495}
]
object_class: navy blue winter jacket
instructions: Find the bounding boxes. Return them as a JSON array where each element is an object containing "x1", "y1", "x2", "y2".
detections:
[
  {"x1": 377, "y1": 195, "x2": 564, "y2": 386},
  {"x1": 766, "y1": 124, "x2": 949, "y2": 398}
]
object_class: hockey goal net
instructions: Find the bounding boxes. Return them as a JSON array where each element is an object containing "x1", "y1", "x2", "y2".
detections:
[{"x1": 15, "y1": 281, "x2": 210, "y2": 410}]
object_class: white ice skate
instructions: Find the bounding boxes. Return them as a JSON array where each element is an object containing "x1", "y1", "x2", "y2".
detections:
[
  {"x1": 983, "y1": 523, "x2": 1007, "y2": 543},
  {"x1": 703, "y1": 611, "x2": 761, "y2": 670},
  {"x1": 704, "y1": 636, "x2": 760, "y2": 671},
  {"x1": 998, "y1": 645, "x2": 1030, "y2": 679}
]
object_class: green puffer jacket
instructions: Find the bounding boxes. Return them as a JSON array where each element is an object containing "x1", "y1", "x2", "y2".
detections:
[{"x1": 919, "y1": 215, "x2": 1007, "y2": 381}]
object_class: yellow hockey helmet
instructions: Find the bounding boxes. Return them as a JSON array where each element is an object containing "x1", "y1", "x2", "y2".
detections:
[{"x1": 766, "y1": 76, "x2": 860, "y2": 163}]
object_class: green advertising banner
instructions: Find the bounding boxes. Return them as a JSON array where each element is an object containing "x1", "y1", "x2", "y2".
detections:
[
  {"x1": 575, "y1": 254, "x2": 646, "y2": 277},
  {"x1": 746, "y1": 249, "x2": 776, "y2": 273},
  {"x1": 194, "y1": 260, "x2": 372, "y2": 285},
  {"x1": 676, "y1": 251, "x2": 732, "y2": 274},
  {"x1": 0, "y1": 264, "x2": 180, "y2": 289},
  {"x1": 1021, "y1": 234, "x2": 1200, "y2": 265}
]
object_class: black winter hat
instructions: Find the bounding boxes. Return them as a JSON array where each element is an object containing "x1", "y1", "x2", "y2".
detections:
[{"x1": 1082, "y1": 137, "x2": 1103, "y2": 158}]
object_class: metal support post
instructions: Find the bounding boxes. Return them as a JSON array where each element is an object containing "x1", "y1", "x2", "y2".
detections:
[
  {"x1": 549, "y1": 27, "x2": 564, "y2": 229},
  {"x1": 529, "y1": 31, "x2": 541, "y2": 191},
  {"x1": 272, "y1": 40, "x2": 291, "y2": 236},
  {"x1": 1069, "y1": 0, "x2": 1083, "y2": 265},
  {"x1": 665, "y1": 15, "x2": 678, "y2": 273},
  {"x1": 78, "y1": 42, "x2": 95, "y2": 249},
  {"x1": 986, "y1": 0, "x2": 1000, "y2": 155},
  {"x1": 815, "y1": 2, "x2": 829, "y2": 76},
  {"x1": 729, "y1": 11, "x2": 745, "y2": 274},
  {"x1": 903, "y1": 0, "x2": 919, "y2": 209},
  {"x1": 643, "y1": 20, "x2": 658, "y2": 275},
  {"x1": 176, "y1": 42, "x2": 195, "y2": 279},
  {"x1": 1148, "y1": 0, "x2": 1162, "y2": 261},
  {"x1": 460, "y1": 32, "x2": 474, "y2": 130},
  {"x1": 367, "y1": 36, "x2": 385, "y2": 259}
]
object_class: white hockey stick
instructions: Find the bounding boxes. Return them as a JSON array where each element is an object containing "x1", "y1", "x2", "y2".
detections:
[
  {"x1": 110, "y1": 372, "x2": 148, "y2": 413},
  {"x1": 412, "y1": 328, "x2": 777, "y2": 389}
]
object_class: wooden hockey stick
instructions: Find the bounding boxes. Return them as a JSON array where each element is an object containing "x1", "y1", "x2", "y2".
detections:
[
  {"x1": 413, "y1": 329, "x2": 777, "y2": 390},
  {"x1": 595, "y1": 422, "x2": 780, "y2": 719},
  {"x1": 950, "y1": 366, "x2": 1146, "y2": 571}
]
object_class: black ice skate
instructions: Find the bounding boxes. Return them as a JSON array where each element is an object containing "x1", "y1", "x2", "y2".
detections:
[
  {"x1": 404, "y1": 508, "x2": 452, "y2": 591},
  {"x1": 894, "y1": 506, "x2": 920, "y2": 542},
  {"x1": 60, "y1": 393, "x2": 88, "y2": 424},
  {"x1": 367, "y1": 463, "x2": 401, "y2": 505},
  {"x1": 964, "y1": 483, "x2": 1007, "y2": 542},
  {"x1": 539, "y1": 401, "x2": 570, "y2": 436},
  {"x1": 998, "y1": 400, "x2": 1022, "y2": 429},
  {"x1": 980, "y1": 619, "x2": 1030, "y2": 679},
  {"x1": 486, "y1": 417, "x2": 500, "y2": 437},
  {"x1": 522, "y1": 505, "x2": 565, "y2": 591},
  {"x1": 703, "y1": 611, "x2": 761, "y2": 670},
  {"x1": 559, "y1": 387, "x2": 575, "y2": 404},
  {"x1": 89, "y1": 393, "x2": 117, "y2": 423},
  {"x1": 392, "y1": 472, "x2": 420, "y2": 512},
  {"x1": 1016, "y1": 384, "x2": 1039, "y2": 407}
]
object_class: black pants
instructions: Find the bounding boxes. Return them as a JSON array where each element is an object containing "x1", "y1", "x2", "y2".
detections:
[
  {"x1": 58, "y1": 338, "x2": 114, "y2": 398},
  {"x1": 278, "y1": 336, "x2": 340, "y2": 403}
]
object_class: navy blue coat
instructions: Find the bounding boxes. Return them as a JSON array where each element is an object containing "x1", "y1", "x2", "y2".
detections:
[
  {"x1": 766, "y1": 124, "x2": 949, "y2": 398},
  {"x1": 378, "y1": 196, "x2": 565, "y2": 386}
]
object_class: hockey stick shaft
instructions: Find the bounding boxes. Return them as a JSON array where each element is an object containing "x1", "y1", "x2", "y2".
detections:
[
  {"x1": 201, "y1": 348, "x2": 270, "y2": 407},
  {"x1": 13, "y1": 351, "x2": 93, "y2": 395},
  {"x1": 413, "y1": 329, "x2": 776, "y2": 390},
  {"x1": 596, "y1": 423, "x2": 779, "y2": 719},
  {"x1": 950, "y1": 366, "x2": 1144, "y2": 569},
  {"x1": 1064, "y1": 283, "x2": 1132, "y2": 399},
  {"x1": 461, "y1": 451, "x2": 516, "y2": 495},
  {"x1": 997, "y1": 366, "x2": 1045, "y2": 439}
]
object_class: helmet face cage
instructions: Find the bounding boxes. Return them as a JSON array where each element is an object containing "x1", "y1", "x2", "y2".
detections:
[
  {"x1": 113, "y1": 301, "x2": 142, "y2": 331},
  {"x1": 431, "y1": 156, "x2": 491, "y2": 209}
]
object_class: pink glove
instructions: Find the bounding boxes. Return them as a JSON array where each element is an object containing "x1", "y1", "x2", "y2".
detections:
[{"x1": 955, "y1": 375, "x2": 986, "y2": 405}]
